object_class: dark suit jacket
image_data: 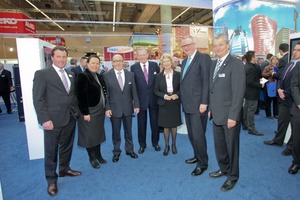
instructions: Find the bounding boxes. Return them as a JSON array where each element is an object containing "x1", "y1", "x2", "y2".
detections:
[
  {"x1": 130, "y1": 61, "x2": 159, "y2": 110},
  {"x1": 244, "y1": 62, "x2": 262, "y2": 100},
  {"x1": 103, "y1": 69, "x2": 139, "y2": 117},
  {"x1": 291, "y1": 63, "x2": 300, "y2": 116},
  {"x1": 0, "y1": 69, "x2": 12, "y2": 94},
  {"x1": 180, "y1": 51, "x2": 211, "y2": 113},
  {"x1": 33, "y1": 66, "x2": 78, "y2": 127},
  {"x1": 154, "y1": 70, "x2": 180, "y2": 106},
  {"x1": 76, "y1": 69, "x2": 106, "y2": 115},
  {"x1": 274, "y1": 53, "x2": 289, "y2": 80},
  {"x1": 71, "y1": 66, "x2": 84, "y2": 75},
  {"x1": 278, "y1": 62, "x2": 300, "y2": 107},
  {"x1": 209, "y1": 55, "x2": 245, "y2": 125}
]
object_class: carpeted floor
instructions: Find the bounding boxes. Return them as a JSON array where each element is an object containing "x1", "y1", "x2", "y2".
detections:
[{"x1": 0, "y1": 104, "x2": 299, "y2": 200}]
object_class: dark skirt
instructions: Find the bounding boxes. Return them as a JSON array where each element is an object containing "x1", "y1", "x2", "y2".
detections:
[
  {"x1": 158, "y1": 100, "x2": 181, "y2": 128},
  {"x1": 78, "y1": 100, "x2": 106, "y2": 148}
]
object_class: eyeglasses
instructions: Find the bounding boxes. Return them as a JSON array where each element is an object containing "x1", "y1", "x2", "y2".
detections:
[
  {"x1": 181, "y1": 43, "x2": 194, "y2": 48},
  {"x1": 293, "y1": 49, "x2": 300, "y2": 52},
  {"x1": 113, "y1": 60, "x2": 123, "y2": 63},
  {"x1": 213, "y1": 43, "x2": 226, "y2": 48}
]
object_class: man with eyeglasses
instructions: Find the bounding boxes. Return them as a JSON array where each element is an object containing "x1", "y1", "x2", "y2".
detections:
[
  {"x1": 264, "y1": 44, "x2": 300, "y2": 156},
  {"x1": 103, "y1": 54, "x2": 140, "y2": 163},
  {"x1": 180, "y1": 35, "x2": 211, "y2": 176},
  {"x1": 290, "y1": 42, "x2": 300, "y2": 174}
]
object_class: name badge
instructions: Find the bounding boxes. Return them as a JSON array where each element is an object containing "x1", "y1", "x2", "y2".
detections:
[{"x1": 218, "y1": 73, "x2": 225, "y2": 77}]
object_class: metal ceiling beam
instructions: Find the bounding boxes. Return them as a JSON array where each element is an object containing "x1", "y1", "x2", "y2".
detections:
[
  {"x1": 26, "y1": 8, "x2": 108, "y2": 15},
  {"x1": 133, "y1": 5, "x2": 159, "y2": 32}
]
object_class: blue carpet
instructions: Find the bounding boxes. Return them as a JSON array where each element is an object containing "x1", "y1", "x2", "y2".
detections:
[{"x1": 0, "y1": 108, "x2": 300, "y2": 200}]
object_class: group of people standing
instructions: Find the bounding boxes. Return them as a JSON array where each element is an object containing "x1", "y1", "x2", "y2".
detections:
[{"x1": 32, "y1": 34, "x2": 300, "y2": 197}]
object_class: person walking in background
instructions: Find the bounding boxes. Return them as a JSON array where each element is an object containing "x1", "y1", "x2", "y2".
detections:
[
  {"x1": 71, "y1": 57, "x2": 87, "y2": 77},
  {"x1": 180, "y1": 35, "x2": 211, "y2": 176},
  {"x1": 131, "y1": 48, "x2": 161, "y2": 154},
  {"x1": 264, "y1": 43, "x2": 300, "y2": 156},
  {"x1": 262, "y1": 56, "x2": 279, "y2": 119},
  {"x1": 172, "y1": 57, "x2": 181, "y2": 72},
  {"x1": 209, "y1": 34, "x2": 245, "y2": 192},
  {"x1": 33, "y1": 46, "x2": 81, "y2": 197},
  {"x1": 290, "y1": 45, "x2": 300, "y2": 174},
  {"x1": 154, "y1": 54, "x2": 181, "y2": 156},
  {"x1": 104, "y1": 54, "x2": 140, "y2": 163},
  {"x1": 0, "y1": 63, "x2": 14, "y2": 114},
  {"x1": 76, "y1": 55, "x2": 107, "y2": 169},
  {"x1": 243, "y1": 50, "x2": 265, "y2": 136}
]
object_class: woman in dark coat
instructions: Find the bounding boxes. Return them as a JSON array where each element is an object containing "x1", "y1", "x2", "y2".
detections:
[
  {"x1": 76, "y1": 55, "x2": 107, "y2": 168},
  {"x1": 154, "y1": 54, "x2": 181, "y2": 156}
]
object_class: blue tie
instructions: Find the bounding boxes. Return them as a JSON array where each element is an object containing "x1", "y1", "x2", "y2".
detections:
[{"x1": 182, "y1": 57, "x2": 191, "y2": 79}]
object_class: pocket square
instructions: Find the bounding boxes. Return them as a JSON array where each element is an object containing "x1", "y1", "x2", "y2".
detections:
[{"x1": 128, "y1": 82, "x2": 132, "y2": 84}]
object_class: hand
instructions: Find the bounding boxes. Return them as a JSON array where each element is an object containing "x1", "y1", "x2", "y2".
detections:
[
  {"x1": 170, "y1": 94, "x2": 178, "y2": 100},
  {"x1": 278, "y1": 89, "x2": 285, "y2": 100},
  {"x1": 134, "y1": 108, "x2": 140, "y2": 114},
  {"x1": 42, "y1": 120, "x2": 54, "y2": 130},
  {"x1": 83, "y1": 114, "x2": 90, "y2": 122},
  {"x1": 261, "y1": 83, "x2": 265, "y2": 88},
  {"x1": 10, "y1": 86, "x2": 14, "y2": 92},
  {"x1": 298, "y1": 105, "x2": 300, "y2": 109},
  {"x1": 164, "y1": 95, "x2": 172, "y2": 101},
  {"x1": 199, "y1": 104, "x2": 208, "y2": 113},
  {"x1": 227, "y1": 119, "x2": 236, "y2": 129},
  {"x1": 105, "y1": 110, "x2": 112, "y2": 118}
]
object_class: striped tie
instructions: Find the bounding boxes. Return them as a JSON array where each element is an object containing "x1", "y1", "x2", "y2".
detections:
[
  {"x1": 213, "y1": 59, "x2": 222, "y2": 80},
  {"x1": 59, "y1": 69, "x2": 69, "y2": 93}
]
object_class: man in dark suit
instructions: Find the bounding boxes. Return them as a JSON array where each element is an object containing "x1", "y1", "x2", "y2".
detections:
[
  {"x1": 71, "y1": 57, "x2": 87, "y2": 76},
  {"x1": 209, "y1": 34, "x2": 245, "y2": 191},
  {"x1": 274, "y1": 43, "x2": 289, "y2": 80},
  {"x1": 131, "y1": 48, "x2": 161, "y2": 154},
  {"x1": 0, "y1": 63, "x2": 13, "y2": 114},
  {"x1": 264, "y1": 44, "x2": 299, "y2": 156},
  {"x1": 33, "y1": 46, "x2": 81, "y2": 197},
  {"x1": 290, "y1": 44, "x2": 300, "y2": 174},
  {"x1": 180, "y1": 35, "x2": 211, "y2": 176},
  {"x1": 104, "y1": 54, "x2": 140, "y2": 163}
]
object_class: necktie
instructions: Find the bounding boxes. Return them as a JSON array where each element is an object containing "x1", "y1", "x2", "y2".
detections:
[
  {"x1": 182, "y1": 57, "x2": 191, "y2": 79},
  {"x1": 283, "y1": 62, "x2": 295, "y2": 80},
  {"x1": 59, "y1": 69, "x2": 69, "y2": 93},
  {"x1": 143, "y1": 64, "x2": 148, "y2": 84},
  {"x1": 117, "y1": 71, "x2": 123, "y2": 91},
  {"x1": 213, "y1": 59, "x2": 222, "y2": 80}
]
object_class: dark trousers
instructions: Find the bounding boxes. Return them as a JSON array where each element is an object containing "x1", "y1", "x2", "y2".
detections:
[
  {"x1": 137, "y1": 108, "x2": 159, "y2": 148},
  {"x1": 0, "y1": 92, "x2": 11, "y2": 112},
  {"x1": 213, "y1": 122, "x2": 240, "y2": 181},
  {"x1": 110, "y1": 115, "x2": 134, "y2": 155},
  {"x1": 44, "y1": 115, "x2": 76, "y2": 184},
  {"x1": 291, "y1": 115, "x2": 300, "y2": 166},
  {"x1": 184, "y1": 111, "x2": 208, "y2": 168},
  {"x1": 263, "y1": 88, "x2": 278, "y2": 117},
  {"x1": 273, "y1": 105, "x2": 293, "y2": 149}
]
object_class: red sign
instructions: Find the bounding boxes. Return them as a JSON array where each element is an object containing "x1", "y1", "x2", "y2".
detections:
[
  {"x1": 104, "y1": 46, "x2": 134, "y2": 61},
  {"x1": 0, "y1": 12, "x2": 36, "y2": 34},
  {"x1": 39, "y1": 37, "x2": 66, "y2": 46}
]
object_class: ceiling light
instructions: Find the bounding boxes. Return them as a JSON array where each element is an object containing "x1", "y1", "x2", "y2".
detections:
[
  {"x1": 25, "y1": 0, "x2": 65, "y2": 31},
  {"x1": 172, "y1": 7, "x2": 191, "y2": 22}
]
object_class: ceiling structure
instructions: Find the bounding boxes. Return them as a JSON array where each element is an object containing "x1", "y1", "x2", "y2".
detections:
[{"x1": 0, "y1": 0, "x2": 213, "y2": 35}]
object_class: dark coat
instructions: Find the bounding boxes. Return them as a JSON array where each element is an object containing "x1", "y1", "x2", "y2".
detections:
[
  {"x1": 0, "y1": 69, "x2": 12, "y2": 94},
  {"x1": 244, "y1": 62, "x2": 262, "y2": 100}
]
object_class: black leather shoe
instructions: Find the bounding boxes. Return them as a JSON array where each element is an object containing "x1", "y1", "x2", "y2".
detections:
[
  {"x1": 154, "y1": 145, "x2": 161, "y2": 152},
  {"x1": 47, "y1": 183, "x2": 58, "y2": 196},
  {"x1": 59, "y1": 169, "x2": 81, "y2": 177},
  {"x1": 172, "y1": 144, "x2": 177, "y2": 154},
  {"x1": 221, "y1": 179, "x2": 237, "y2": 191},
  {"x1": 112, "y1": 155, "x2": 119, "y2": 163},
  {"x1": 209, "y1": 170, "x2": 227, "y2": 178},
  {"x1": 89, "y1": 158, "x2": 101, "y2": 169},
  {"x1": 0, "y1": 109, "x2": 2, "y2": 113},
  {"x1": 248, "y1": 130, "x2": 264, "y2": 136},
  {"x1": 185, "y1": 157, "x2": 197, "y2": 164},
  {"x1": 163, "y1": 145, "x2": 169, "y2": 156},
  {"x1": 191, "y1": 167, "x2": 207, "y2": 176},
  {"x1": 7, "y1": 111, "x2": 12, "y2": 114},
  {"x1": 288, "y1": 164, "x2": 299, "y2": 174},
  {"x1": 126, "y1": 151, "x2": 138, "y2": 159},
  {"x1": 263, "y1": 140, "x2": 282, "y2": 146},
  {"x1": 97, "y1": 157, "x2": 107, "y2": 164},
  {"x1": 282, "y1": 149, "x2": 292, "y2": 156},
  {"x1": 138, "y1": 147, "x2": 145, "y2": 154}
]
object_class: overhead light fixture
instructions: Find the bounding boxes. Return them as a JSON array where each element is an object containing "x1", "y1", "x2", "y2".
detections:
[
  {"x1": 25, "y1": 0, "x2": 65, "y2": 31},
  {"x1": 172, "y1": 7, "x2": 191, "y2": 22},
  {"x1": 112, "y1": 1, "x2": 116, "y2": 32},
  {"x1": 9, "y1": 47, "x2": 14, "y2": 52}
]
